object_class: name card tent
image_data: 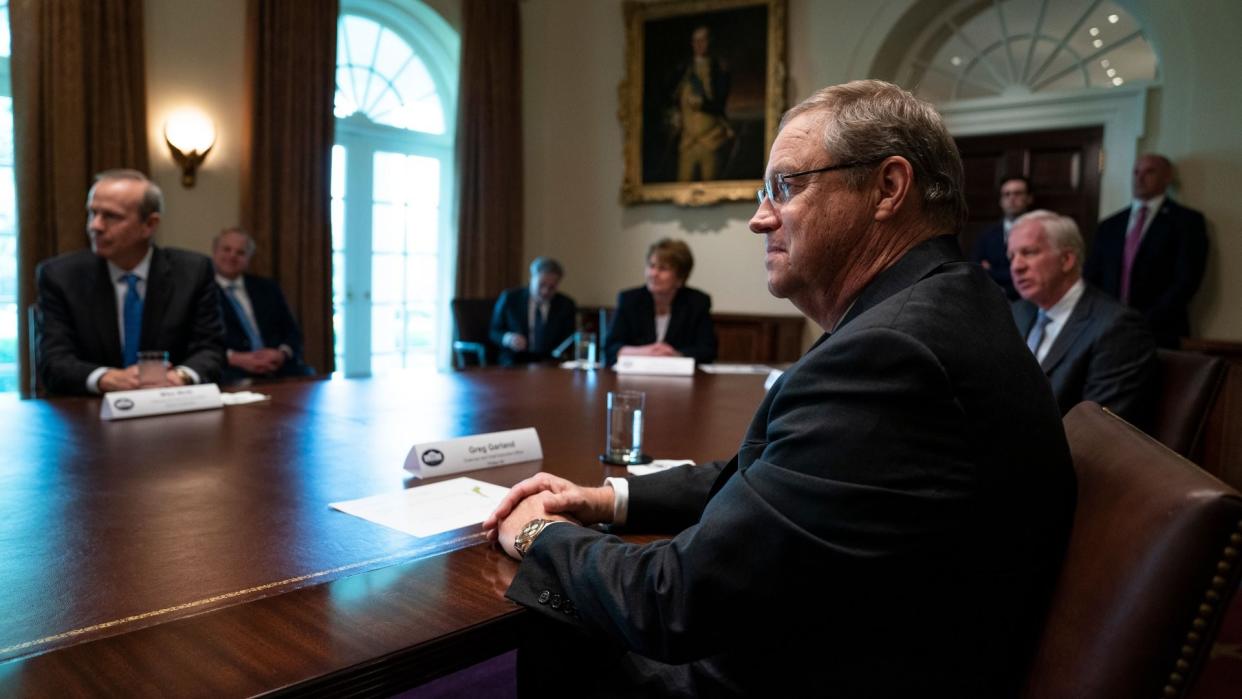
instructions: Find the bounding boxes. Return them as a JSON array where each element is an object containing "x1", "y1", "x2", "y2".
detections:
[
  {"x1": 100, "y1": 384, "x2": 223, "y2": 421},
  {"x1": 404, "y1": 427, "x2": 543, "y2": 478},
  {"x1": 613, "y1": 355, "x2": 696, "y2": 376}
]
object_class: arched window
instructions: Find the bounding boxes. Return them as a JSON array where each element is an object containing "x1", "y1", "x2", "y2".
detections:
[
  {"x1": 900, "y1": 0, "x2": 1157, "y2": 102},
  {"x1": 332, "y1": 0, "x2": 458, "y2": 376},
  {"x1": 0, "y1": 1, "x2": 17, "y2": 392}
]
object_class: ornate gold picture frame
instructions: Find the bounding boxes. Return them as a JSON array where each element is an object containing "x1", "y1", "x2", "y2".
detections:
[{"x1": 619, "y1": 0, "x2": 786, "y2": 206}]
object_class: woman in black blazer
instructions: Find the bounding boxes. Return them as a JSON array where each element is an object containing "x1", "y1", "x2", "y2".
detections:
[{"x1": 605, "y1": 238, "x2": 717, "y2": 366}]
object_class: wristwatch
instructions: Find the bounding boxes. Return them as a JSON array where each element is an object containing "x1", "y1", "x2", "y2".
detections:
[
  {"x1": 174, "y1": 368, "x2": 194, "y2": 385},
  {"x1": 514, "y1": 518, "x2": 556, "y2": 558}
]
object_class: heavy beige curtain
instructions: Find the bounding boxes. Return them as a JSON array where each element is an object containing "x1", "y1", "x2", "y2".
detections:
[
  {"x1": 454, "y1": 0, "x2": 524, "y2": 297},
  {"x1": 10, "y1": 0, "x2": 151, "y2": 397},
  {"x1": 242, "y1": 0, "x2": 338, "y2": 374}
]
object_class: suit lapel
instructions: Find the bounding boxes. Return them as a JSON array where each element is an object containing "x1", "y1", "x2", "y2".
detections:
[
  {"x1": 91, "y1": 257, "x2": 123, "y2": 365},
  {"x1": 1040, "y1": 289, "x2": 1094, "y2": 373},
  {"x1": 142, "y1": 247, "x2": 172, "y2": 349},
  {"x1": 515, "y1": 288, "x2": 531, "y2": 335},
  {"x1": 665, "y1": 289, "x2": 688, "y2": 342}
]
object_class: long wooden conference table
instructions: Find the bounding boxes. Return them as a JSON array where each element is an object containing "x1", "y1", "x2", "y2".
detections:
[{"x1": 0, "y1": 367, "x2": 769, "y2": 696}]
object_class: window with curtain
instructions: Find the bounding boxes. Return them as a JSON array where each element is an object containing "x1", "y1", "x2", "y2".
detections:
[
  {"x1": 332, "y1": 0, "x2": 458, "y2": 377},
  {"x1": 0, "y1": 1, "x2": 16, "y2": 393}
]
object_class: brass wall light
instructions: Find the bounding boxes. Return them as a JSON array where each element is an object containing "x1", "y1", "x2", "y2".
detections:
[{"x1": 163, "y1": 108, "x2": 216, "y2": 188}]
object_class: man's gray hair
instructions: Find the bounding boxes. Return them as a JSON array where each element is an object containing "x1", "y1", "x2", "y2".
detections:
[
  {"x1": 214, "y1": 226, "x2": 257, "y2": 256},
  {"x1": 91, "y1": 169, "x2": 164, "y2": 219},
  {"x1": 529, "y1": 256, "x2": 564, "y2": 278},
  {"x1": 780, "y1": 80, "x2": 967, "y2": 232},
  {"x1": 1014, "y1": 209, "x2": 1085, "y2": 274}
]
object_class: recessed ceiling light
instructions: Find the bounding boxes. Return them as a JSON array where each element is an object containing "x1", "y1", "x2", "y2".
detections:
[
  {"x1": 1089, "y1": 27, "x2": 1100, "y2": 36},
  {"x1": 950, "y1": 56, "x2": 962, "y2": 66},
  {"x1": 1101, "y1": 59, "x2": 1111, "y2": 68},
  {"x1": 1093, "y1": 39, "x2": 1104, "y2": 48},
  {"x1": 1108, "y1": 14, "x2": 1119, "y2": 23},
  {"x1": 1106, "y1": 68, "x2": 1117, "y2": 77},
  {"x1": 1112, "y1": 76, "x2": 1124, "y2": 86}
]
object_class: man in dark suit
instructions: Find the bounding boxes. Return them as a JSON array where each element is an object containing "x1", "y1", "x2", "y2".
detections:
[
  {"x1": 1084, "y1": 154, "x2": 1208, "y2": 347},
  {"x1": 36, "y1": 170, "x2": 224, "y2": 395},
  {"x1": 488, "y1": 257, "x2": 577, "y2": 366},
  {"x1": 484, "y1": 81, "x2": 1075, "y2": 697},
  {"x1": 1009, "y1": 210, "x2": 1157, "y2": 428},
  {"x1": 211, "y1": 227, "x2": 313, "y2": 383},
  {"x1": 970, "y1": 174, "x2": 1033, "y2": 299}
]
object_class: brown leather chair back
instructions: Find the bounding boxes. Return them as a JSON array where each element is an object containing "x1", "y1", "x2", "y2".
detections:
[
  {"x1": 1153, "y1": 349, "x2": 1227, "y2": 461},
  {"x1": 1023, "y1": 402, "x2": 1242, "y2": 699},
  {"x1": 450, "y1": 297, "x2": 497, "y2": 368}
]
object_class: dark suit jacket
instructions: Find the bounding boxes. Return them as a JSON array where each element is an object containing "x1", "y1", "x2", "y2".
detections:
[
  {"x1": 1012, "y1": 284, "x2": 1158, "y2": 430},
  {"x1": 970, "y1": 221, "x2": 1018, "y2": 299},
  {"x1": 218, "y1": 274, "x2": 313, "y2": 383},
  {"x1": 508, "y1": 236, "x2": 1076, "y2": 697},
  {"x1": 488, "y1": 287, "x2": 577, "y2": 366},
  {"x1": 1084, "y1": 198, "x2": 1208, "y2": 347},
  {"x1": 604, "y1": 286, "x2": 717, "y2": 366},
  {"x1": 36, "y1": 246, "x2": 225, "y2": 395}
]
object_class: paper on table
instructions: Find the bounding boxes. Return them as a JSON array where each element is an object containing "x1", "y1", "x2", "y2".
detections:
[
  {"x1": 698, "y1": 363, "x2": 773, "y2": 375},
  {"x1": 329, "y1": 477, "x2": 510, "y2": 538},
  {"x1": 220, "y1": 391, "x2": 270, "y2": 406},
  {"x1": 627, "y1": 459, "x2": 696, "y2": 476}
]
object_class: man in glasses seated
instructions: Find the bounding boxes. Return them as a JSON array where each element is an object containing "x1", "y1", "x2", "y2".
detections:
[{"x1": 485, "y1": 80, "x2": 1075, "y2": 697}]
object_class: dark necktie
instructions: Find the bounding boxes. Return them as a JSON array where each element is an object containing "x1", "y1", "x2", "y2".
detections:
[
  {"x1": 1120, "y1": 204, "x2": 1148, "y2": 304},
  {"x1": 122, "y1": 273, "x2": 142, "y2": 366},
  {"x1": 531, "y1": 304, "x2": 546, "y2": 353},
  {"x1": 224, "y1": 282, "x2": 265, "y2": 350},
  {"x1": 1026, "y1": 309, "x2": 1051, "y2": 356}
]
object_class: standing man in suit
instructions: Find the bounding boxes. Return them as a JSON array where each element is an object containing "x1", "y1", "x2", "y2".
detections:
[
  {"x1": 211, "y1": 227, "x2": 313, "y2": 383},
  {"x1": 488, "y1": 257, "x2": 577, "y2": 366},
  {"x1": 1009, "y1": 210, "x2": 1157, "y2": 428},
  {"x1": 971, "y1": 174, "x2": 1033, "y2": 299},
  {"x1": 483, "y1": 80, "x2": 1075, "y2": 697},
  {"x1": 36, "y1": 169, "x2": 224, "y2": 395},
  {"x1": 1085, "y1": 154, "x2": 1208, "y2": 347}
]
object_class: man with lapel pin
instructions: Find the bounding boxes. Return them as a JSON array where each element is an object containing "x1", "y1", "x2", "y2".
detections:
[
  {"x1": 36, "y1": 169, "x2": 224, "y2": 395},
  {"x1": 1011, "y1": 209, "x2": 1158, "y2": 428},
  {"x1": 212, "y1": 226, "x2": 313, "y2": 383},
  {"x1": 1084, "y1": 154, "x2": 1208, "y2": 348}
]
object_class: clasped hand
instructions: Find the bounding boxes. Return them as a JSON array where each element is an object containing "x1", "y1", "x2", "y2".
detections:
[{"x1": 482, "y1": 473, "x2": 615, "y2": 560}]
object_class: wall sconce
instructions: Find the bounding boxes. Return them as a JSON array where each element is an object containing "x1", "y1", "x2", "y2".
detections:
[{"x1": 164, "y1": 108, "x2": 216, "y2": 188}]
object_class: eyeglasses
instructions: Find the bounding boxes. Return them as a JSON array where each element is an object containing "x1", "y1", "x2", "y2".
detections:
[{"x1": 756, "y1": 157, "x2": 890, "y2": 207}]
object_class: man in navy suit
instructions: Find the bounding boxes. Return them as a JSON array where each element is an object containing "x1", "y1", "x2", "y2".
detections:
[
  {"x1": 970, "y1": 175, "x2": 1033, "y2": 300},
  {"x1": 36, "y1": 170, "x2": 224, "y2": 395},
  {"x1": 483, "y1": 81, "x2": 1074, "y2": 697},
  {"x1": 211, "y1": 227, "x2": 313, "y2": 383},
  {"x1": 1084, "y1": 154, "x2": 1208, "y2": 347},
  {"x1": 488, "y1": 257, "x2": 577, "y2": 366},
  {"x1": 1010, "y1": 210, "x2": 1157, "y2": 428}
]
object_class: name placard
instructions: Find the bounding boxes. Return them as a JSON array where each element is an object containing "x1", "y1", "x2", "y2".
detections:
[
  {"x1": 404, "y1": 427, "x2": 543, "y2": 478},
  {"x1": 100, "y1": 383, "x2": 223, "y2": 421},
  {"x1": 614, "y1": 355, "x2": 696, "y2": 376}
]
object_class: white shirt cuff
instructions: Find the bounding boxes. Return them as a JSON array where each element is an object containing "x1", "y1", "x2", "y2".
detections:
[
  {"x1": 176, "y1": 365, "x2": 201, "y2": 384},
  {"x1": 604, "y1": 476, "x2": 629, "y2": 526},
  {"x1": 86, "y1": 367, "x2": 108, "y2": 394}
]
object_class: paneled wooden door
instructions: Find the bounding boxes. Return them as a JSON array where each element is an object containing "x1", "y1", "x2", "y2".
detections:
[{"x1": 956, "y1": 126, "x2": 1104, "y2": 257}]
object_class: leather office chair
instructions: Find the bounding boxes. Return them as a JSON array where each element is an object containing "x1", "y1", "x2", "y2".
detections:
[
  {"x1": 1022, "y1": 402, "x2": 1242, "y2": 699},
  {"x1": 1152, "y1": 349, "x2": 1228, "y2": 462},
  {"x1": 450, "y1": 297, "x2": 497, "y2": 369},
  {"x1": 27, "y1": 303, "x2": 42, "y2": 398}
]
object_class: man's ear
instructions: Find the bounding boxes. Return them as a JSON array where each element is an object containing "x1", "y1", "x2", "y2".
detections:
[
  {"x1": 873, "y1": 156, "x2": 914, "y2": 222},
  {"x1": 141, "y1": 212, "x2": 161, "y2": 239}
]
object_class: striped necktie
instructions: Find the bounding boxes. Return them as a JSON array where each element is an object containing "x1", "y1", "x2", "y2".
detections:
[
  {"x1": 1026, "y1": 309, "x2": 1051, "y2": 356},
  {"x1": 122, "y1": 273, "x2": 142, "y2": 366}
]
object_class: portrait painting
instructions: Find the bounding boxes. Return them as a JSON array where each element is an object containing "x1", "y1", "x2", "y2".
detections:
[{"x1": 620, "y1": 0, "x2": 786, "y2": 206}]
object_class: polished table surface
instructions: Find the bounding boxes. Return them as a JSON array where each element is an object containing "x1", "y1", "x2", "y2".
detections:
[{"x1": 0, "y1": 367, "x2": 769, "y2": 696}]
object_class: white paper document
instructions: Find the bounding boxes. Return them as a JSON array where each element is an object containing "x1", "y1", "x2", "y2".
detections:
[
  {"x1": 329, "y1": 477, "x2": 511, "y2": 538},
  {"x1": 698, "y1": 363, "x2": 774, "y2": 375},
  {"x1": 627, "y1": 459, "x2": 696, "y2": 476}
]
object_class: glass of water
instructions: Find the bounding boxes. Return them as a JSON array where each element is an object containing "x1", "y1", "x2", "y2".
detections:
[
  {"x1": 575, "y1": 331, "x2": 598, "y2": 367},
  {"x1": 604, "y1": 390, "x2": 648, "y2": 464}
]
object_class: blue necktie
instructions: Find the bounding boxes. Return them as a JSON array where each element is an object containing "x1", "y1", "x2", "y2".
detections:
[
  {"x1": 1026, "y1": 309, "x2": 1051, "y2": 356},
  {"x1": 224, "y1": 283, "x2": 265, "y2": 350},
  {"x1": 122, "y1": 273, "x2": 142, "y2": 367}
]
